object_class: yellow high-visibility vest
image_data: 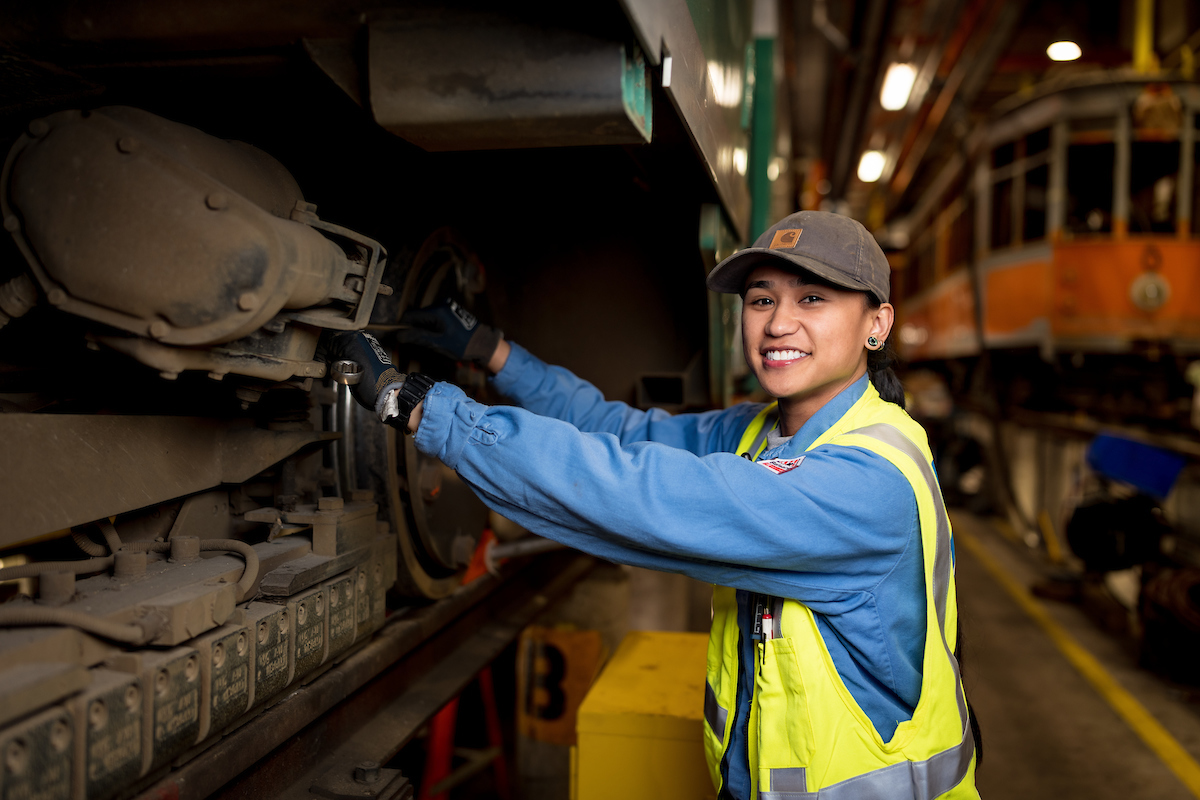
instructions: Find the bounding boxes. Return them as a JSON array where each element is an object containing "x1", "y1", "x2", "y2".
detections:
[{"x1": 702, "y1": 383, "x2": 979, "y2": 799}]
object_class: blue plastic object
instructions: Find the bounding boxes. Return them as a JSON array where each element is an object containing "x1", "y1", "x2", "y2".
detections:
[{"x1": 1086, "y1": 433, "x2": 1187, "y2": 499}]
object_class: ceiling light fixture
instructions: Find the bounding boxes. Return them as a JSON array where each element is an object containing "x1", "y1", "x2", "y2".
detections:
[
  {"x1": 1046, "y1": 41, "x2": 1082, "y2": 61},
  {"x1": 857, "y1": 150, "x2": 886, "y2": 183},
  {"x1": 879, "y1": 63, "x2": 917, "y2": 111}
]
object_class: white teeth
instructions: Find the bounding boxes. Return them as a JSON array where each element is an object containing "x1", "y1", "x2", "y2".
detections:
[{"x1": 765, "y1": 349, "x2": 806, "y2": 361}]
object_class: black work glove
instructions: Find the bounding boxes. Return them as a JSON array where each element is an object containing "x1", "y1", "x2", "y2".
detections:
[
  {"x1": 319, "y1": 330, "x2": 406, "y2": 425},
  {"x1": 396, "y1": 298, "x2": 502, "y2": 366}
]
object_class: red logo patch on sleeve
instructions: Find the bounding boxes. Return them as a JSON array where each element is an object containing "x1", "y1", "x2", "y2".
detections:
[{"x1": 757, "y1": 456, "x2": 806, "y2": 474}]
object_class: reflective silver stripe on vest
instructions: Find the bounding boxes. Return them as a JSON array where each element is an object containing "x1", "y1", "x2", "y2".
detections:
[
  {"x1": 810, "y1": 423, "x2": 973, "y2": 798},
  {"x1": 759, "y1": 766, "x2": 808, "y2": 797},
  {"x1": 745, "y1": 408, "x2": 780, "y2": 458},
  {"x1": 765, "y1": 719, "x2": 975, "y2": 800},
  {"x1": 705, "y1": 681, "x2": 729, "y2": 737}
]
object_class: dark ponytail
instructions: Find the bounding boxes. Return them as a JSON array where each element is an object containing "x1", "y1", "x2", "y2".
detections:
[{"x1": 865, "y1": 293, "x2": 905, "y2": 408}]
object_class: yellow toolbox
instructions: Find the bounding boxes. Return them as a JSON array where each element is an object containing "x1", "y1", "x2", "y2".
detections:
[{"x1": 572, "y1": 630, "x2": 715, "y2": 800}]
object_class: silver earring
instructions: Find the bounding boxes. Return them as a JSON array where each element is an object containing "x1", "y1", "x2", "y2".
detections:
[{"x1": 867, "y1": 336, "x2": 880, "y2": 349}]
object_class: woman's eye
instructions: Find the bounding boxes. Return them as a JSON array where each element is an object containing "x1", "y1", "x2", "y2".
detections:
[
  {"x1": 749, "y1": 297, "x2": 773, "y2": 307},
  {"x1": 800, "y1": 294, "x2": 823, "y2": 304}
]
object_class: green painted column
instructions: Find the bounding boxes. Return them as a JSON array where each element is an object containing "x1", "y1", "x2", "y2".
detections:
[{"x1": 747, "y1": 36, "x2": 776, "y2": 241}]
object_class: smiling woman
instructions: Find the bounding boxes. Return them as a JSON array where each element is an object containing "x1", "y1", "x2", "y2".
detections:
[{"x1": 355, "y1": 209, "x2": 979, "y2": 800}]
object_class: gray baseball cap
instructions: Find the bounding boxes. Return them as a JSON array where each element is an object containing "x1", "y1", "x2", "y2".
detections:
[{"x1": 706, "y1": 210, "x2": 890, "y2": 302}]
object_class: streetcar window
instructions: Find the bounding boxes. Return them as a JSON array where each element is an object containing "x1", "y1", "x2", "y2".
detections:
[
  {"x1": 1129, "y1": 141, "x2": 1178, "y2": 234},
  {"x1": 1024, "y1": 164, "x2": 1049, "y2": 242},
  {"x1": 1026, "y1": 128, "x2": 1051, "y2": 157},
  {"x1": 1066, "y1": 143, "x2": 1115, "y2": 234},
  {"x1": 992, "y1": 141, "x2": 1016, "y2": 169},
  {"x1": 991, "y1": 178, "x2": 1014, "y2": 248}
]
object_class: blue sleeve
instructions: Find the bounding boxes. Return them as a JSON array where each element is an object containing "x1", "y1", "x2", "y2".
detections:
[
  {"x1": 415, "y1": 383, "x2": 917, "y2": 608},
  {"x1": 491, "y1": 342, "x2": 763, "y2": 457}
]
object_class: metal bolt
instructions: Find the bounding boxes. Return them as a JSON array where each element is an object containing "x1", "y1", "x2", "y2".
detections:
[
  {"x1": 3, "y1": 214, "x2": 19, "y2": 232},
  {"x1": 170, "y1": 536, "x2": 201, "y2": 563},
  {"x1": 237, "y1": 291, "x2": 258, "y2": 311},
  {"x1": 258, "y1": 621, "x2": 269, "y2": 645},
  {"x1": 46, "y1": 288, "x2": 67, "y2": 306},
  {"x1": 297, "y1": 602, "x2": 307, "y2": 627},
  {"x1": 124, "y1": 684, "x2": 141, "y2": 711},
  {"x1": 213, "y1": 642, "x2": 226, "y2": 669},
  {"x1": 27, "y1": 119, "x2": 49, "y2": 138},
  {"x1": 5, "y1": 738, "x2": 28, "y2": 775},
  {"x1": 88, "y1": 699, "x2": 108, "y2": 731},
  {"x1": 206, "y1": 191, "x2": 229, "y2": 210},
  {"x1": 114, "y1": 550, "x2": 147, "y2": 578},
  {"x1": 149, "y1": 320, "x2": 170, "y2": 339},
  {"x1": 48, "y1": 718, "x2": 71, "y2": 753},
  {"x1": 318, "y1": 496, "x2": 344, "y2": 511},
  {"x1": 117, "y1": 136, "x2": 140, "y2": 154},
  {"x1": 38, "y1": 571, "x2": 75, "y2": 606},
  {"x1": 236, "y1": 631, "x2": 248, "y2": 656},
  {"x1": 354, "y1": 761, "x2": 381, "y2": 784}
]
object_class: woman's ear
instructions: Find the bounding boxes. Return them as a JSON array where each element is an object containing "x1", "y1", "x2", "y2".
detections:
[{"x1": 869, "y1": 302, "x2": 895, "y2": 343}]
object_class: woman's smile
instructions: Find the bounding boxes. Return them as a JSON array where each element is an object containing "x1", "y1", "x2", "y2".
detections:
[
  {"x1": 761, "y1": 347, "x2": 810, "y2": 366},
  {"x1": 742, "y1": 264, "x2": 893, "y2": 435}
]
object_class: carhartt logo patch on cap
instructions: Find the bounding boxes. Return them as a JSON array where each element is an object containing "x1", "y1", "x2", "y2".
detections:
[{"x1": 769, "y1": 229, "x2": 803, "y2": 249}]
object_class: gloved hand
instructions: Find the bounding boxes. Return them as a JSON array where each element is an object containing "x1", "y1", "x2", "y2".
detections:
[
  {"x1": 320, "y1": 330, "x2": 406, "y2": 425},
  {"x1": 396, "y1": 298, "x2": 502, "y2": 366}
]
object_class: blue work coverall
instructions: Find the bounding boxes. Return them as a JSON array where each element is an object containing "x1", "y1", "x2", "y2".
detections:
[{"x1": 412, "y1": 342, "x2": 926, "y2": 799}]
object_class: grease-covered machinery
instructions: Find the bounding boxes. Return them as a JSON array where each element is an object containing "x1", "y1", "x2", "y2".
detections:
[{"x1": 0, "y1": 1, "x2": 775, "y2": 797}]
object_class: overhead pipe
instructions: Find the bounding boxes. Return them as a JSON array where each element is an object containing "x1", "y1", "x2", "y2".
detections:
[
  {"x1": 829, "y1": 0, "x2": 892, "y2": 201},
  {"x1": 812, "y1": 0, "x2": 849, "y2": 53}
]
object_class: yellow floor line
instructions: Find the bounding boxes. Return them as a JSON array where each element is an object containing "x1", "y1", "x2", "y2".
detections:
[{"x1": 956, "y1": 519, "x2": 1200, "y2": 798}]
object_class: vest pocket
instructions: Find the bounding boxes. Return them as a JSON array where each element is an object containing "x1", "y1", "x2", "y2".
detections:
[{"x1": 756, "y1": 637, "x2": 815, "y2": 778}]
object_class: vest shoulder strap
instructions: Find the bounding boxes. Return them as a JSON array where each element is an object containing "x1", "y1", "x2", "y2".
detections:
[{"x1": 735, "y1": 402, "x2": 779, "y2": 460}]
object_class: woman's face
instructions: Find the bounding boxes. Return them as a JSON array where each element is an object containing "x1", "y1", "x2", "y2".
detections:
[{"x1": 742, "y1": 265, "x2": 893, "y2": 408}]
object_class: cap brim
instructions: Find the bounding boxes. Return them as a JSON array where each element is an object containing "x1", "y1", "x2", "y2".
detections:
[{"x1": 706, "y1": 248, "x2": 876, "y2": 296}]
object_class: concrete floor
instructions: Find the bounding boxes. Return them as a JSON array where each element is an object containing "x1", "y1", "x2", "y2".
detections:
[{"x1": 955, "y1": 512, "x2": 1200, "y2": 799}]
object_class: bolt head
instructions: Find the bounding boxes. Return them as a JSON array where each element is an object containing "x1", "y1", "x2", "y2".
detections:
[
  {"x1": 206, "y1": 191, "x2": 229, "y2": 210},
  {"x1": 237, "y1": 291, "x2": 259, "y2": 311},
  {"x1": 149, "y1": 320, "x2": 170, "y2": 339},
  {"x1": 27, "y1": 119, "x2": 49, "y2": 138},
  {"x1": 47, "y1": 288, "x2": 67, "y2": 306},
  {"x1": 3, "y1": 214, "x2": 19, "y2": 232},
  {"x1": 117, "y1": 136, "x2": 140, "y2": 154},
  {"x1": 354, "y1": 761, "x2": 381, "y2": 784}
]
